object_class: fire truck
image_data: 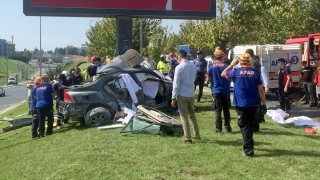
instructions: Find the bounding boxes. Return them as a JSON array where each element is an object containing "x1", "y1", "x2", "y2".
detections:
[{"x1": 286, "y1": 33, "x2": 320, "y2": 98}]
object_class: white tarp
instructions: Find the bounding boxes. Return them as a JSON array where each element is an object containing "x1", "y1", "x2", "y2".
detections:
[{"x1": 266, "y1": 109, "x2": 320, "y2": 127}]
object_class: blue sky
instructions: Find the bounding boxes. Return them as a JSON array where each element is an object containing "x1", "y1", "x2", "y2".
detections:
[{"x1": 0, "y1": 0, "x2": 183, "y2": 52}]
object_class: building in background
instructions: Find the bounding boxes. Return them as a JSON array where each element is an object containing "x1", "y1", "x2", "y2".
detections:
[{"x1": 0, "y1": 39, "x2": 16, "y2": 58}]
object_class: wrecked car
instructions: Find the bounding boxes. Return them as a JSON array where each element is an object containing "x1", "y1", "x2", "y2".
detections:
[{"x1": 59, "y1": 49, "x2": 173, "y2": 127}]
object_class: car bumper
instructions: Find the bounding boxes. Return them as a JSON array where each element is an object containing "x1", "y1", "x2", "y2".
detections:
[{"x1": 59, "y1": 101, "x2": 84, "y2": 117}]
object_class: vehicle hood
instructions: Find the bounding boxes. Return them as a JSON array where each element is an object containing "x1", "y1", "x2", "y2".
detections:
[{"x1": 97, "y1": 49, "x2": 144, "y2": 75}]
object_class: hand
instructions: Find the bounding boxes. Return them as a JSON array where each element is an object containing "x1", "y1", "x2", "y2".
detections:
[
  {"x1": 265, "y1": 86, "x2": 269, "y2": 92},
  {"x1": 284, "y1": 87, "x2": 288, "y2": 93},
  {"x1": 261, "y1": 104, "x2": 267, "y2": 115},
  {"x1": 171, "y1": 99, "x2": 177, "y2": 107},
  {"x1": 230, "y1": 57, "x2": 240, "y2": 66}
]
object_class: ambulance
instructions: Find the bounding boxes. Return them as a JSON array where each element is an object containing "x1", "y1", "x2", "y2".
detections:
[{"x1": 228, "y1": 44, "x2": 303, "y2": 94}]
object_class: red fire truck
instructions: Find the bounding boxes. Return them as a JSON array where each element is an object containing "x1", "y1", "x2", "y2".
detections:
[{"x1": 286, "y1": 33, "x2": 320, "y2": 98}]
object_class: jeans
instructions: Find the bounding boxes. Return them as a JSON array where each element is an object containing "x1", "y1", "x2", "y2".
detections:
[
  {"x1": 176, "y1": 95, "x2": 200, "y2": 140},
  {"x1": 194, "y1": 72, "x2": 205, "y2": 101},
  {"x1": 213, "y1": 93, "x2": 231, "y2": 131},
  {"x1": 236, "y1": 106, "x2": 257, "y2": 156},
  {"x1": 278, "y1": 86, "x2": 291, "y2": 112},
  {"x1": 37, "y1": 107, "x2": 54, "y2": 135}
]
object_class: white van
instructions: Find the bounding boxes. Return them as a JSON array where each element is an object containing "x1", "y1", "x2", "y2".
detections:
[{"x1": 228, "y1": 44, "x2": 302, "y2": 93}]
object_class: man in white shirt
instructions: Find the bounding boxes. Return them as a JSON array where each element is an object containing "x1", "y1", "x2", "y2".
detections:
[
  {"x1": 141, "y1": 54, "x2": 157, "y2": 71},
  {"x1": 261, "y1": 66, "x2": 269, "y2": 92},
  {"x1": 171, "y1": 50, "x2": 200, "y2": 143}
]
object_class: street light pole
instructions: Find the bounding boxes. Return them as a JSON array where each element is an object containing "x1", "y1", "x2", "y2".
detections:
[
  {"x1": 140, "y1": 19, "x2": 143, "y2": 55},
  {"x1": 39, "y1": 16, "x2": 42, "y2": 76},
  {"x1": 6, "y1": 55, "x2": 8, "y2": 86}
]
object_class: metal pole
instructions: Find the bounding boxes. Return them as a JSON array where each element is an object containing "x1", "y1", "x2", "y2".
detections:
[
  {"x1": 6, "y1": 55, "x2": 8, "y2": 86},
  {"x1": 140, "y1": 19, "x2": 143, "y2": 55},
  {"x1": 39, "y1": 16, "x2": 42, "y2": 76},
  {"x1": 26, "y1": 55, "x2": 28, "y2": 83}
]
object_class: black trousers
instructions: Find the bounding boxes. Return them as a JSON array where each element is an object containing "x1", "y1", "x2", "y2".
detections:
[
  {"x1": 213, "y1": 93, "x2": 231, "y2": 131},
  {"x1": 31, "y1": 109, "x2": 39, "y2": 137},
  {"x1": 278, "y1": 86, "x2": 291, "y2": 112},
  {"x1": 37, "y1": 107, "x2": 54, "y2": 135},
  {"x1": 194, "y1": 72, "x2": 205, "y2": 101},
  {"x1": 236, "y1": 106, "x2": 257, "y2": 156}
]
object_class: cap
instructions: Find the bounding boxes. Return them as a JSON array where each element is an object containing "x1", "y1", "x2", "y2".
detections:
[
  {"x1": 197, "y1": 51, "x2": 203, "y2": 54},
  {"x1": 160, "y1": 55, "x2": 165, "y2": 58},
  {"x1": 277, "y1": 58, "x2": 286, "y2": 62},
  {"x1": 34, "y1": 77, "x2": 42, "y2": 84}
]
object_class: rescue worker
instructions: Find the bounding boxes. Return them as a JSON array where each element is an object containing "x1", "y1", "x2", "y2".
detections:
[
  {"x1": 193, "y1": 51, "x2": 207, "y2": 103},
  {"x1": 168, "y1": 52, "x2": 179, "y2": 81},
  {"x1": 85, "y1": 56, "x2": 98, "y2": 80},
  {"x1": 300, "y1": 61, "x2": 317, "y2": 107},
  {"x1": 31, "y1": 77, "x2": 41, "y2": 139},
  {"x1": 222, "y1": 53, "x2": 267, "y2": 157},
  {"x1": 157, "y1": 55, "x2": 169, "y2": 75},
  {"x1": 278, "y1": 58, "x2": 291, "y2": 116},
  {"x1": 70, "y1": 67, "x2": 83, "y2": 85},
  {"x1": 35, "y1": 74, "x2": 55, "y2": 137},
  {"x1": 245, "y1": 49, "x2": 262, "y2": 131},
  {"x1": 141, "y1": 54, "x2": 157, "y2": 71},
  {"x1": 206, "y1": 49, "x2": 231, "y2": 133},
  {"x1": 53, "y1": 74, "x2": 67, "y2": 129}
]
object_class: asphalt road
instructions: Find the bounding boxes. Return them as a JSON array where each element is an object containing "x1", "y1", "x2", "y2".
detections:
[{"x1": 0, "y1": 82, "x2": 29, "y2": 111}]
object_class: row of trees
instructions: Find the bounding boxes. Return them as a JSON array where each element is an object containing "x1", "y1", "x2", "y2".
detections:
[{"x1": 85, "y1": 0, "x2": 319, "y2": 61}]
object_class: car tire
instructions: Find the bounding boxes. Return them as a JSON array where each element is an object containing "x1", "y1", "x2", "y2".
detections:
[{"x1": 85, "y1": 107, "x2": 111, "y2": 127}]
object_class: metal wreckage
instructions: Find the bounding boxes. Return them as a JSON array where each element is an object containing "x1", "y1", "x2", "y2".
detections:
[{"x1": 59, "y1": 49, "x2": 183, "y2": 136}]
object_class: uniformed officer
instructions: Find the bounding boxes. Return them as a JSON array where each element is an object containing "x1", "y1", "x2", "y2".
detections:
[
  {"x1": 35, "y1": 74, "x2": 55, "y2": 137},
  {"x1": 222, "y1": 53, "x2": 267, "y2": 157},
  {"x1": 278, "y1": 58, "x2": 291, "y2": 115},
  {"x1": 53, "y1": 74, "x2": 67, "y2": 129},
  {"x1": 31, "y1": 77, "x2": 41, "y2": 139},
  {"x1": 206, "y1": 49, "x2": 231, "y2": 133},
  {"x1": 193, "y1": 51, "x2": 207, "y2": 103},
  {"x1": 70, "y1": 67, "x2": 83, "y2": 85}
]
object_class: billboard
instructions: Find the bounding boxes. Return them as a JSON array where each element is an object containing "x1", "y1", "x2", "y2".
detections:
[{"x1": 24, "y1": 0, "x2": 216, "y2": 19}]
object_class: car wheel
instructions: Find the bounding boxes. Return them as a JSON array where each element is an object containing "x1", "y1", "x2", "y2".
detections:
[{"x1": 85, "y1": 107, "x2": 111, "y2": 127}]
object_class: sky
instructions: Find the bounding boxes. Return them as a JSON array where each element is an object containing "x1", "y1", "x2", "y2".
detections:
[{"x1": 0, "y1": 0, "x2": 184, "y2": 52}]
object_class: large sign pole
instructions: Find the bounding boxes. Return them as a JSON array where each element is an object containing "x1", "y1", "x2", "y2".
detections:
[{"x1": 116, "y1": 16, "x2": 133, "y2": 55}]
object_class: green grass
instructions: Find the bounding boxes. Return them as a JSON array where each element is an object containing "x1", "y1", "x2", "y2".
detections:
[
  {"x1": 0, "y1": 93, "x2": 320, "y2": 179},
  {"x1": 0, "y1": 102, "x2": 31, "y2": 130},
  {"x1": 0, "y1": 57, "x2": 34, "y2": 85}
]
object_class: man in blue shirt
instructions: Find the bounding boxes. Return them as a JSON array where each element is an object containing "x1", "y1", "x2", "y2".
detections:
[
  {"x1": 222, "y1": 53, "x2": 267, "y2": 157},
  {"x1": 168, "y1": 52, "x2": 179, "y2": 81},
  {"x1": 207, "y1": 49, "x2": 231, "y2": 133},
  {"x1": 193, "y1": 51, "x2": 207, "y2": 103},
  {"x1": 31, "y1": 77, "x2": 41, "y2": 139},
  {"x1": 35, "y1": 74, "x2": 55, "y2": 137},
  {"x1": 171, "y1": 50, "x2": 200, "y2": 143}
]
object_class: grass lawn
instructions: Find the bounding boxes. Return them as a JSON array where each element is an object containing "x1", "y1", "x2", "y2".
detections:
[
  {"x1": 0, "y1": 102, "x2": 30, "y2": 131},
  {"x1": 0, "y1": 93, "x2": 320, "y2": 179},
  {"x1": 0, "y1": 57, "x2": 34, "y2": 85}
]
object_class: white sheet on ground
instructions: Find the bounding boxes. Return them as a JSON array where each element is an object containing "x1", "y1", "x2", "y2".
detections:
[
  {"x1": 266, "y1": 109, "x2": 320, "y2": 127},
  {"x1": 141, "y1": 81, "x2": 160, "y2": 99},
  {"x1": 117, "y1": 107, "x2": 137, "y2": 125}
]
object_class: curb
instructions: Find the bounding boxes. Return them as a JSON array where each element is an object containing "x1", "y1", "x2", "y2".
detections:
[{"x1": 0, "y1": 101, "x2": 25, "y2": 115}]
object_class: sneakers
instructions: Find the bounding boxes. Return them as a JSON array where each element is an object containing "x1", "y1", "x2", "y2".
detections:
[
  {"x1": 225, "y1": 127, "x2": 232, "y2": 132},
  {"x1": 303, "y1": 101, "x2": 309, "y2": 105},
  {"x1": 242, "y1": 153, "x2": 254, "y2": 157}
]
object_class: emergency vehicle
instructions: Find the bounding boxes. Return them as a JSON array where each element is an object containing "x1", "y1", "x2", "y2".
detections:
[
  {"x1": 286, "y1": 33, "x2": 320, "y2": 98},
  {"x1": 228, "y1": 44, "x2": 303, "y2": 94}
]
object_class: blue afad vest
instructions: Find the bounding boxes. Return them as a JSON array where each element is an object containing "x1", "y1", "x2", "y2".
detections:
[{"x1": 226, "y1": 67, "x2": 262, "y2": 107}]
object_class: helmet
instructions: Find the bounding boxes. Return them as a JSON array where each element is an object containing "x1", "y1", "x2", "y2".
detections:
[
  {"x1": 240, "y1": 53, "x2": 252, "y2": 64},
  {"x1": 214, "y1": 49, "x2": 225, "y2": 58},
  {"x1": 56, "y1": 74, "x2": 66, "y2": 82},
  {"x1": 74, "y1": 67, "x2": 81, "y2": 73},
  {"x1": 62, "y1": 71, "x2": 68, "y2": 76},
  {"x1": 34, "y1": 77, "x2": 42, "y2": 84},
  {"x1": 90, "y1": 56, "x2": 97, "y2": 63}
]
